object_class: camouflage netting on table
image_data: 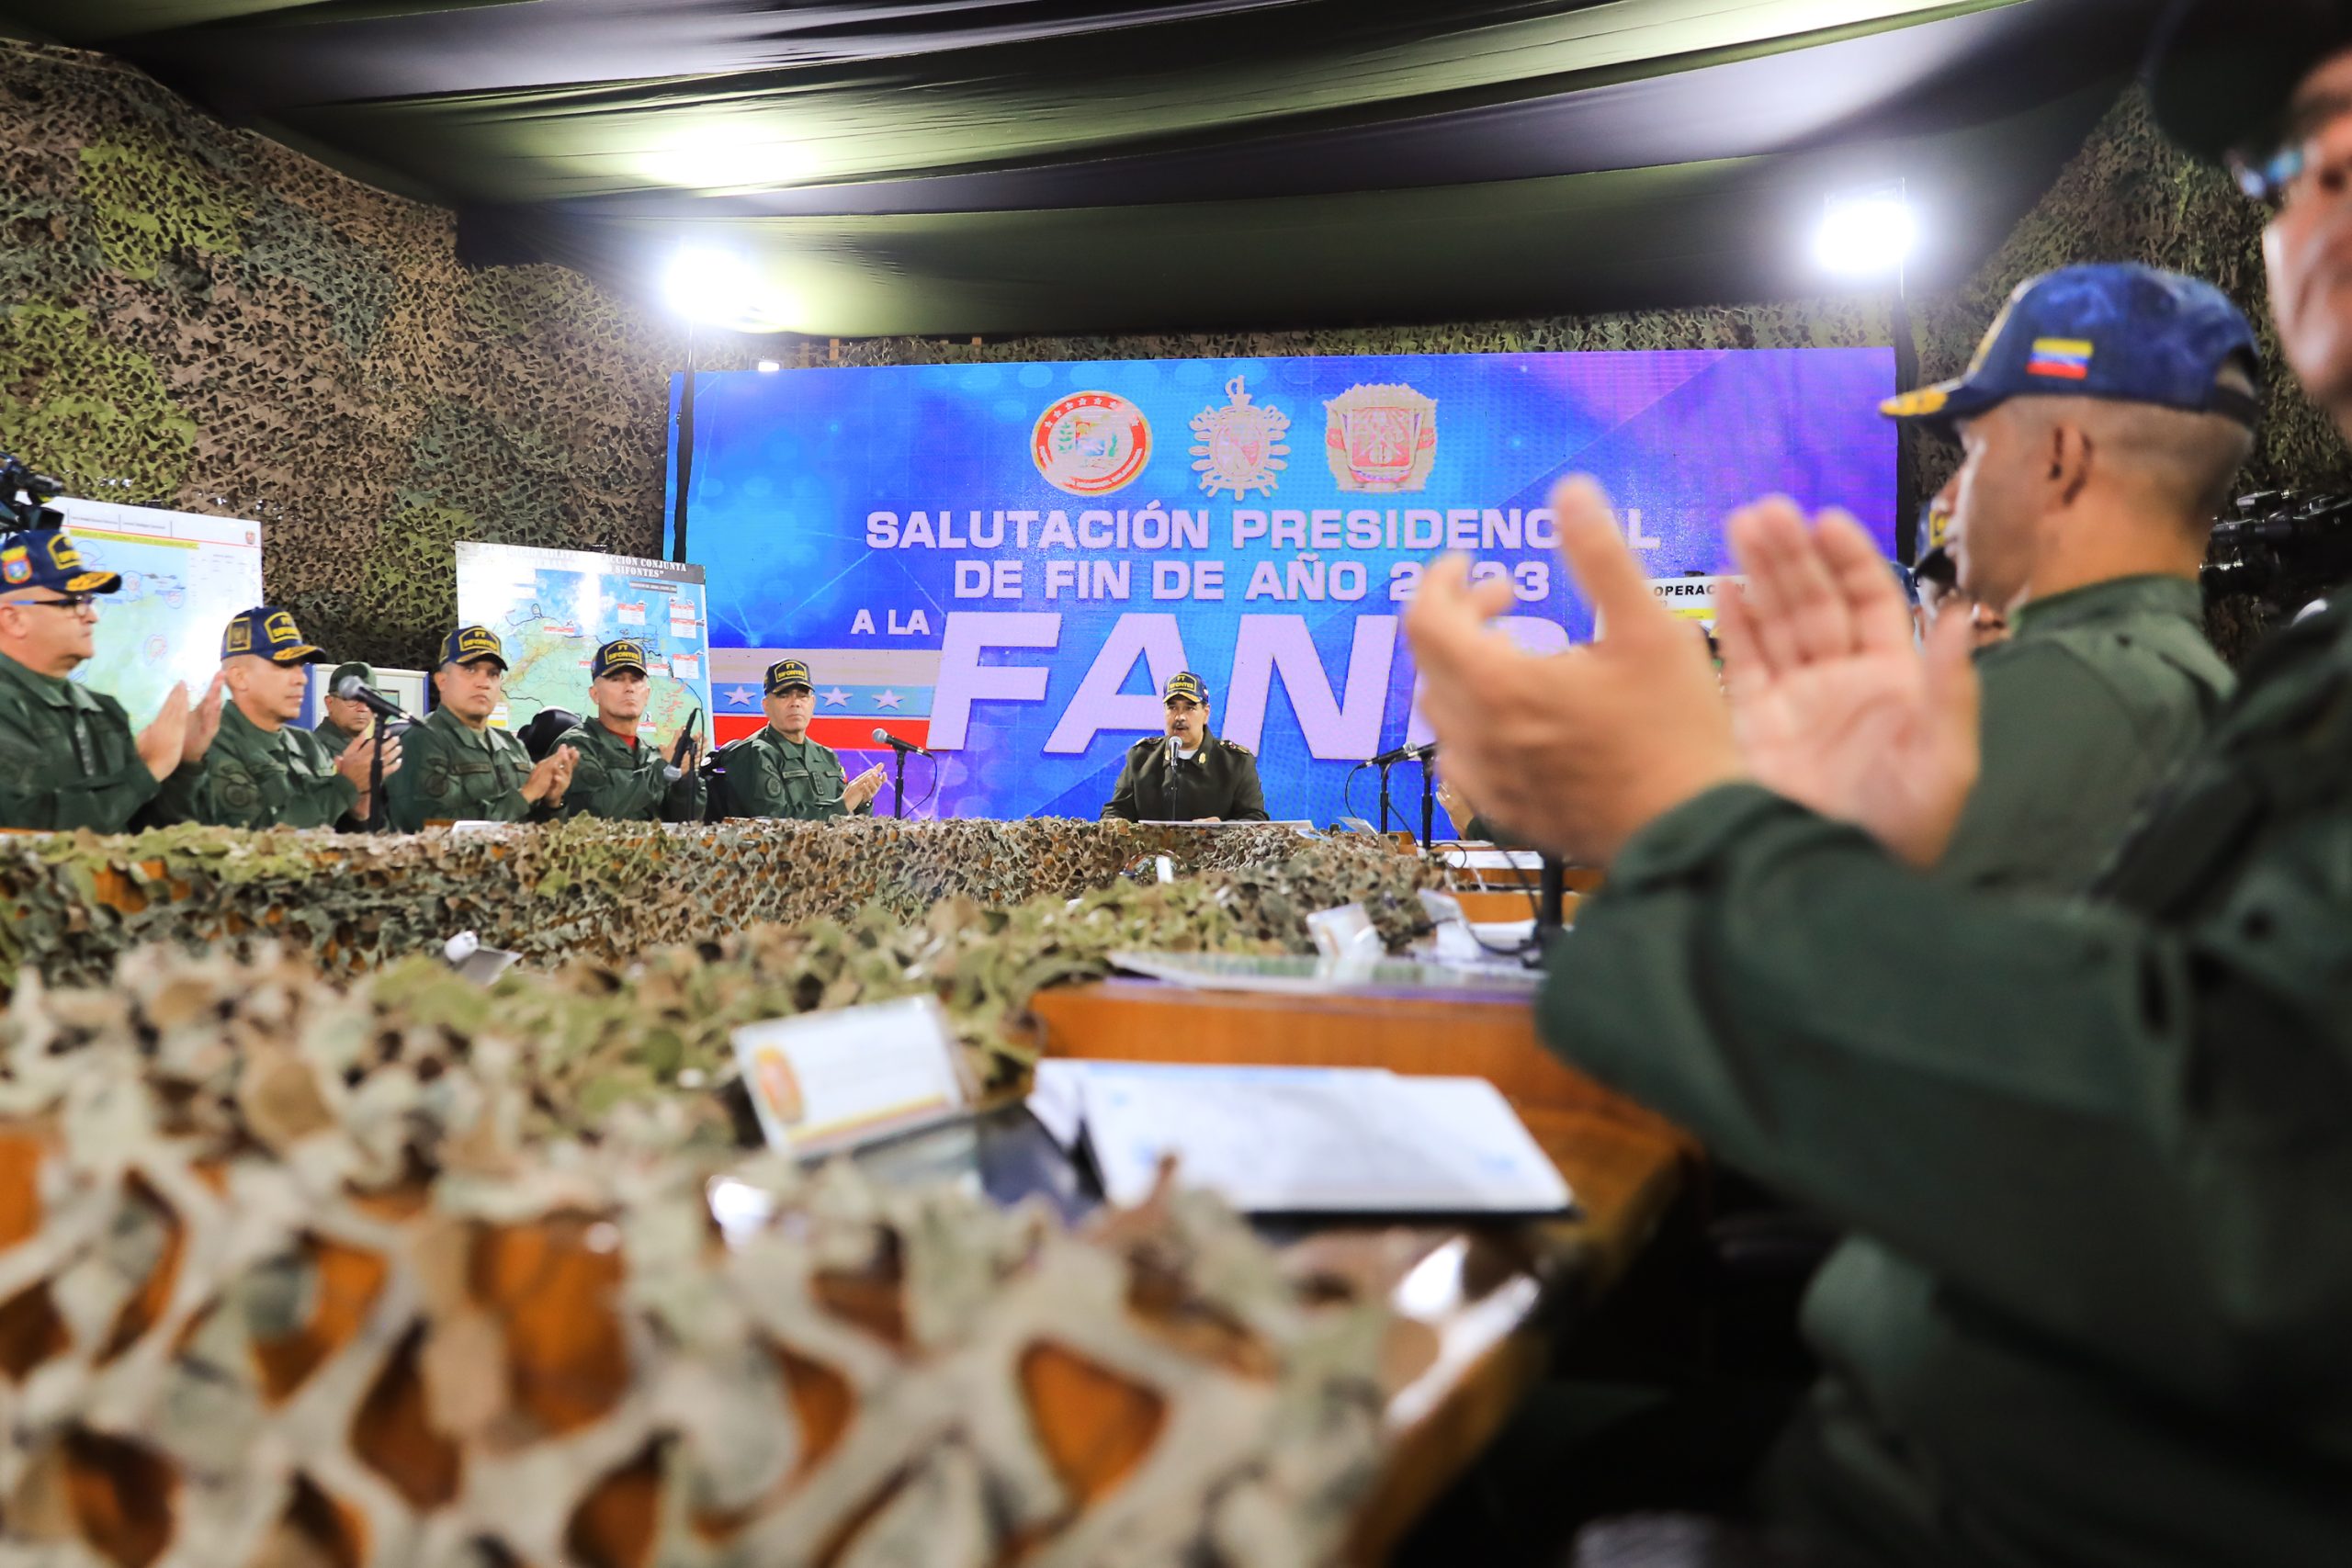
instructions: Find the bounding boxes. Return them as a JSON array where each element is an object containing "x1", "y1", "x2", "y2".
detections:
[
  {"x1": 0, "y1": 818, "x2": 1430, "y2": 994},
  {"x1": 0, "y1": 944, "x2": 1394, "y2": 1568}
]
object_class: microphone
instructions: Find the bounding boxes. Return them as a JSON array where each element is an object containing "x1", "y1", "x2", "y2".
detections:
[
  {"x1": 871, "y1": 728, "x2": 933, "y2": 757},
  {"x1": 1367, "y1": 740, "x2": 1438, "y2": 767},
  {"x1": 664, "y1": 705, "x2": 701, "y2": 783},
  {"x1": 334, "y1": 674, "x2": 406, "y2": 720}
]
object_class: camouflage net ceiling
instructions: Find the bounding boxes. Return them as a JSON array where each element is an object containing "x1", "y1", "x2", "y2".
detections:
[
  {"x1": 0, "y1": 942, "x2": 1395, "y2": 1568},
  {"x1": 0, "y1": 819, "x2": 1444, "y2": 1091}
]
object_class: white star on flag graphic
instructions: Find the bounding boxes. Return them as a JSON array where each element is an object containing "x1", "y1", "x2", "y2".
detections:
[
  {"x1": 726, "y1": 685, "x2": 757, "y2": 707},
  {"x1": 874, "y1": 689, "x2": 905, "y2": 710},
  {"x1": 821, "y1": 687, "x2": 852, "y2": 707}
]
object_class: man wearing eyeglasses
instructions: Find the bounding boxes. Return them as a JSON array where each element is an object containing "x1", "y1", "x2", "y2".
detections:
[
  {"x1": 0, "y1": 525, "x2": 223, "y2": 831},
  {"x1": 1388, "y1": 7, "x2": 2352, "y2": 1565}
]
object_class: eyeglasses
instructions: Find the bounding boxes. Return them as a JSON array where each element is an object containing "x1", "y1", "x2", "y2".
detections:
[
  {"x1": 2230, "y1": 92, "x2": 2352, "y2": 209},
  {"x1": 7, "y1": 594, "x2": 99, "y2": 615}
]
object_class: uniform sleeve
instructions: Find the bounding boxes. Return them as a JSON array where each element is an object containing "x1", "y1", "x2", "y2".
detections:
[
  {"x1": 1225, "y1": 750, "x2": 1269, "y2": 821},
  {"x1": 1100, "y1": 748, "x2": 1141, "y2": 821},
  {"x1": 1544, "y1": 782, "x2": 2352, "y2": 1395},
  {"x1": 719, "y1": 739, "x2": 780, "y2": 819},
  {"x1": 1935, "y1": 642, "x2": 2154, "y2": 894},
  {"x1": 559, "y1": 733, "x2": 630, "y2": 820},
  {"x1": 275, "y1": 739, "x2": 360, "y2": 830},
  {"x1": 0, "y1": 728, "x2": 163, "y2": 832},
  {"x1": 385, "y1": 728, "x2": 454, "y2": 831},
  {"x1": 662, "y1": 752, "x2": 707, "y2": 823}
]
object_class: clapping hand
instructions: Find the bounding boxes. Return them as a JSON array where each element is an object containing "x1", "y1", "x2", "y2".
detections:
[
  {"x1": 521, "y1": 743, "x2": 579, "y2": 806},
  {"x1": 183, "y1": 671, "x2": 228, "y2": 763},
  {"x1": 334, "y1": 731, "x2": 403, "y2": 817},
  {"x1": 1714, "y1": 499, "x2": 1980, "y2": 867},
  {"x1": 135, "y1": 683, "x2": 191, "y2": 783},
  {"x1": 1404, "y1": 477, "x2": 1744, "y2": 864},
  {"x1": 843, "y1": 762, "x2": 887, "y2": 811}
]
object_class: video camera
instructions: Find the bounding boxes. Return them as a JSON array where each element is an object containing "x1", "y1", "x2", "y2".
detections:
[
  {"x1": 2201, "y1": 490, "x2": 2352, "y2": 601},
  {"x1": 0, "y1": 455, "x2": 66, "y2": 534}
]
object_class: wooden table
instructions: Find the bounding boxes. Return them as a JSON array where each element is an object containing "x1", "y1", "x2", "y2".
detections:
[{"x1": 1027, "y1": 979, "x2": 1698, "y2": 1563}]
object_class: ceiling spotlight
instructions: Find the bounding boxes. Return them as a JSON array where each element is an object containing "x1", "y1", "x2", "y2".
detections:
[
  {"x1": 663, "y1": 246, "x2": 759, "y2": 324},
  {"x1": 756, "y1": 359, "x2": 782, "y2": 373},
  {"x1": 1815, "y1": 186, "x2": 1916, "y2": 278}
]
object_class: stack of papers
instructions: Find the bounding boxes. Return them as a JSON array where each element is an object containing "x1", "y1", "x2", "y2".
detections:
[{"x1": 1029, "y1": 1060, "x2": 1572, "y2": 1215}]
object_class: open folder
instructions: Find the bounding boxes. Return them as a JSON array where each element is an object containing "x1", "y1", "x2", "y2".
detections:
[{"x1": 1029, "y1": 1060, "x2": 1573, "y2": 1215}]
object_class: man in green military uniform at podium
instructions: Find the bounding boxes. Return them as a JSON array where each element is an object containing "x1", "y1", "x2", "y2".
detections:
[
  {"x1": 551, "y1": 638, "x2": 705, "y2": 822},
  {"x1": 1100, "y1": 671, "x2": 1269, "y2": 822},
  {"x1": 718, "y1": 659, "x2": 884, "y2": 821},
  {"x1": 387, "y1": 625, "x2": 574, "y2": 831},
  {"x1": 196, "y1": 606, "x2": 400, "y2": 829}
]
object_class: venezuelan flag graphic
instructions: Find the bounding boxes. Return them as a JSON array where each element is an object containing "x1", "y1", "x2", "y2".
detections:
[
  {"x1": 2026, "y1": 337, "x2": 2093, "y2": 380},
  {"x1": 710, "y1": 648, "x2": 939, "y2": 750}
]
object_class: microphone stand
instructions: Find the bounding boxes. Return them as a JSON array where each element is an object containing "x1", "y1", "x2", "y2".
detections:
[
  {"x1": 891, "y1": 744, "x2": 909, "y2": 820},
  {"x1": 1418, "y1": 760, "x2": 1434, "y2": 849},
  {"x1": 367, "y1": 711, "x2": 389, "y2": 833},
  {"x1": 1163, "y1": 736, "x2": 1179, "y2": 821},
  {"x1": 1536, "y1": 854, "x2": 1567, "y2": 940},
  {"x1": 1376, "y1": 758, "x2": 1396, "y2": 835}
]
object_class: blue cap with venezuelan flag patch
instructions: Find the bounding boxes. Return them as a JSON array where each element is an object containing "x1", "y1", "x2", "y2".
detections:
[
  {"x1": 0, "y1": 527, "x2": 122, "y2": 597},
  {"x1": 1881, "y1": 264, "x2": 2259, "y2": 435}
]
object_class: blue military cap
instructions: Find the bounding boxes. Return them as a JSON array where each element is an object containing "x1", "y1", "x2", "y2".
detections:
[
  {"x1": 0, "y1": 527, "x2": 121, "y2": 596},
  {"x1": 1163, "y1": 671, "x2": 1208, "y2": 704},
  {"x1": 440, "y1": 624, "x2": 509, "y2": 671},
  {"x1": 592, "y1": 638, "x2": 650, "y2": 678},
  {"x1": 763, "y1": 658, "x2": 813, "y2": 694},
  {"x1": 221, "y1": 605, "x2": 328, "y2": 664},
  {"x1": 1882, "y1": 265, "x2": 2259, "y2": 435}
]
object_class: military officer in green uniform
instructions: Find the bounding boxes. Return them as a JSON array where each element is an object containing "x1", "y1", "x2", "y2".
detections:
[
  {"x1": 194, "y1": 606, "x2": 401, "y2": 829},
  {"x1": 386, "y1": 626, "x2": 575, "y2": 831},
  {"x1": 0, "y1": 522, "x2": 220, "y2": 831},
  {"x1": 717, "y1": 659, "x2": 885, "y2": 821},
  {"x1": 1100, "y1": 671, "x2": 1269, "y2": 822},
  {"x1": 1399, "y1": 16, "x2": 2352, "y2": 1536},
  {"x1": 1877, "y1": 264, "x2": 2256, "y2": 892},
  {"x1": 550, "y1": 638, "x2": 705, "y2": 822},
  {"x1": 314, "y1": 660, "x2": 376, "y2": 754}
]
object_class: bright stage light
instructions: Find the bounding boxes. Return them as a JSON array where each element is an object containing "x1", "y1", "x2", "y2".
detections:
[
  {"x1": 1815, "y1": 188, "x2": 1916, "y2": 277},
  {"x1": 756, "y1": 359, "x2": 782, "y2": 373},
  {"x1": 663, "y1": 246, "x2": 759, "y2": 324}
]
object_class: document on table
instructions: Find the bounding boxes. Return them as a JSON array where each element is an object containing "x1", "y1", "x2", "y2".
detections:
[{"x1": 1029, "y1": 1060, "x2": 1571, "y2": 1215}]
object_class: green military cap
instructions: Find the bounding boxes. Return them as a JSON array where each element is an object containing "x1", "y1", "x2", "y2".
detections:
[
  {"x1": 440, "y1": 625, "x2": 508, "y2": 671},
  {"x1": 221, "y1": 605, "x2": 328, "y2": 664},
  {"x1": 1163, "y1": 671, "x2": 1207, "y2": 704},
  {"x1": 592, "y1": 638, "x2": 650, "y2": 678},
  {"x1": 327, "y1": 660, "x2": 374, "y2": 692},
  {"x1": 764, "y1": 658, "x2": 813, "y2": 694}
]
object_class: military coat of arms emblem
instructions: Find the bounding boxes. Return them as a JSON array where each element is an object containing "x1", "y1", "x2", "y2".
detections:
[
  {"x1": 1188, "y1": 376, "x2": 1290, "y2": 498},
  {"x1": 1032, "y1": 391, "x2": 1153, "y2": 496},
  {"x1": 1324, "y1": 383, "x2": 1439, "y2": 491}
]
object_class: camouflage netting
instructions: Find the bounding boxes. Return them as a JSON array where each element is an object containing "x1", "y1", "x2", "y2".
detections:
[
  {"x1": 0, "y1": 820, "x2": 1433, "y2": 1010},
  {"x1": 0, "y1": 942, "x2": 1394, "y2": 1568}
]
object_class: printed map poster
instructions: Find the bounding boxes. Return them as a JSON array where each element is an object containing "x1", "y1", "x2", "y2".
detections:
[
  {"x1": 51, "y1": 498, "x2": 264, "y2": 725},
  {"x1": 453, "y1": 542, "x2": 712, "y2": 743},
  {"x1": 668, "y1": 348, "x2": 1893, "y2": 824}
]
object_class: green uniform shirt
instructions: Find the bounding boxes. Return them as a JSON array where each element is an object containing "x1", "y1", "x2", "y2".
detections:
[
  {"x1": 193, "y1": 701, "x2": 360, "y2": 829},
  {"x1": 1099, "y1": 732, "x2": 1269, "y2": 822},
  {"x1": 0, "y1": 649, "x2": 200, "y2": 831},
  {"x1": 313, "y1": 716, "x2": 361, "y2": 755},
  {"x1": 718, "y1": 728, "x2": 870, "y2": 821},
  {"x1": 553, "y1": 718, "x2": 707, "y2": 823},
  {"x1": 1540, "y1": 598, "x2": 2352, "y2": 1567},
  {"x1": 1939, "y1": 575, "x2": 2232, "y2": 892},
  {"x1": 385, "y1": 705, "x2": 546, "y2": 832}
]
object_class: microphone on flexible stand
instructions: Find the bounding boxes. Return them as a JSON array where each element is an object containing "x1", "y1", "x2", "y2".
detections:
[
  {"x1": 870, "y1": 728, "x2": 933, "y2": 757},
  {"x1": 332, "y1": 675, "x2": 404, "y2": 834}
]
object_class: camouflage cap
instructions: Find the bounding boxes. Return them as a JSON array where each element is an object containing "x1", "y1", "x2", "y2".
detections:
[{"x1": 327, "y1": 660, "x2": 375, "y2": 693}]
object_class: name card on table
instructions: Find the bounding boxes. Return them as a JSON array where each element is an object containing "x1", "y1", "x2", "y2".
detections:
[{"x1": 731, "y1": 996, "x2": 968, "y2": 1157}]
